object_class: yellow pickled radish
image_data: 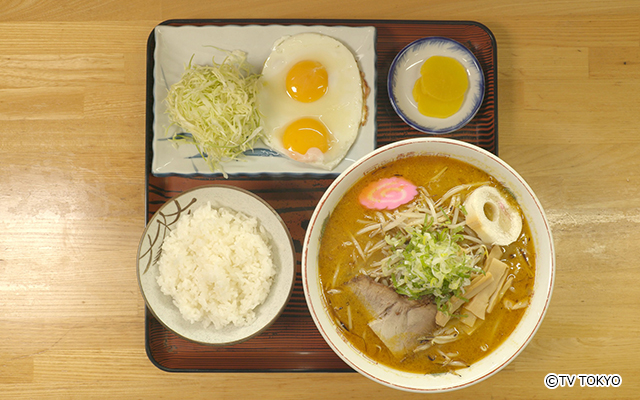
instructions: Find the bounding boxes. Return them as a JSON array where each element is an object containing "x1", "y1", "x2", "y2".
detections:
[
  {"x1": 419, "y1": 56, "x2": 469, "y2": 102},
  {"x1": 412, "y1": 55, "x2": 469, "y2": 119},
  {"x1": 413, "y1": 79, "x2": 465, "y2": 119}
]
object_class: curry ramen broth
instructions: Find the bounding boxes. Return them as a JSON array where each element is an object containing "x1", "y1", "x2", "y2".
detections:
[{"x1": 318, "y1": 155, "x2": 535, "y2": 374}]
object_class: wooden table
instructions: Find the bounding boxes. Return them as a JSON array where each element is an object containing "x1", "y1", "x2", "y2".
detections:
[{"x1": 1, "y1": 1, "x2": 638, "y2": 399}]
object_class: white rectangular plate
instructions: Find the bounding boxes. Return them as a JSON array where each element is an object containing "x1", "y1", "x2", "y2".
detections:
[{"x1": 152, "y1": 24, "x2": 377, "y2": 177}]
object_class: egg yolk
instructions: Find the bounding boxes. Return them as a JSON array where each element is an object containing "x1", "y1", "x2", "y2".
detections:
[
  {"x1": 286, "y1": 60, "x2": 328, "y2": 103},
  {"x1": 413, "y1": 56, "x2": 469, "y2": 118},
  {"x1": 282, "y1": 117, "x2": 333, "y2": 155}
]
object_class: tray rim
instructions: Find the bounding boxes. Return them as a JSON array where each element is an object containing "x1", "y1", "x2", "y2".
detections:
[{"x1": 143, "y1": 17, "x2": 498, "y2": 373}]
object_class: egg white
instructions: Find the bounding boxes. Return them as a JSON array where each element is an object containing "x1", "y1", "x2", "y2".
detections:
[{"x1": 257, "y1": 33, "x2": 365, "y2": 170}]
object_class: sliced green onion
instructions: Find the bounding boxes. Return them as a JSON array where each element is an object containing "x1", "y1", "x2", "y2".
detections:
[{"x1": 382, "y1": 219, "x2": 482, "y2": 313}]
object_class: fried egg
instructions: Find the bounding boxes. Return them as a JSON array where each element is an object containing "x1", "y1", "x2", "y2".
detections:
[{"x1": 257, "y1": 33, "x2": 365, "y2": 170}]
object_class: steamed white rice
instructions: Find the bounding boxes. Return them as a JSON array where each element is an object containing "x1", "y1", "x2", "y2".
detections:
[{"x1": 156, "y1": 202, "x2": 275, "y2": 329}]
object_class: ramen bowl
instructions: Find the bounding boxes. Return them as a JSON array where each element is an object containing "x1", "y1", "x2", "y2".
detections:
[{"x1": 302, "y1": 138, "x2": 554, "y2": 392}]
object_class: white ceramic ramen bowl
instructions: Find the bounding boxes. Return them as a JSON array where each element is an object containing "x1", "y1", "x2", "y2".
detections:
[
  {"x1": 302, "y1": 138, "x2": 555, "y2": 392},
  {"x1": 137, "y1": 184, "x2": 296, "y2": 346},
  {"x1": 388, "y1": 37, "x2": 485, "y2": 134}
]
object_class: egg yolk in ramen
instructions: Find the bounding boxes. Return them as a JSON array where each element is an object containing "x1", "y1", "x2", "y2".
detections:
[
  {"x1": 286, "y1": 60, "x2": 329, "y2": 103},
  {"x1": 282, "y1": 117, "x2": 333, "y2": 156},
  {"x1": 413, "y1": 56, "x2": 468, "y2": 118}
]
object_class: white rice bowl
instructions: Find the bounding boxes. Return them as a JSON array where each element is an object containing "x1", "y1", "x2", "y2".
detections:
[
  {"x1": 137, "y1": 184, "x2": 296, "y2": 346},
  {"x1": 156, "y1": 204, "x2": 275, "y2": 329}
]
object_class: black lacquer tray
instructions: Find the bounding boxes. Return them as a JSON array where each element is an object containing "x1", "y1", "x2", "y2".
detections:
[{"x1": 144, "y1": 18, "x2": 497, "y2": 372}]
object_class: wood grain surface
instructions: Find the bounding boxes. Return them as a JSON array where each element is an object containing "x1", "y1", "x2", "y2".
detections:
[{"x1": 1, "y1": 1, "x2": 639, "y2": 399}]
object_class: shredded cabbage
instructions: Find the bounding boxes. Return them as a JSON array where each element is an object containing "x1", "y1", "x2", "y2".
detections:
[
  {"x1": 164, "y1": 49, "x2": 263, "y2": 177},
  {"x1": 382, "y1": 218, "x2": 482, "y2": 313}
]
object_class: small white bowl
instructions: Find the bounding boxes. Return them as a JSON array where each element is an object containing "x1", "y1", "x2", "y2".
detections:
[
  {"x1": 388, "y1": 37, "x2": 485, "y2": 134},
  {"x1": 137, "y1": 184, "x2": 295, "y2": 346},
  {"x1": 302, "y1": 138, "x2": 555, "y2": 392}
]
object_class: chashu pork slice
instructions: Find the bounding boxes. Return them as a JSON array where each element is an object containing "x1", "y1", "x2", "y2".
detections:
[{"x1": 344, "y1": 275, "x2": 438, "y2": 358}]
